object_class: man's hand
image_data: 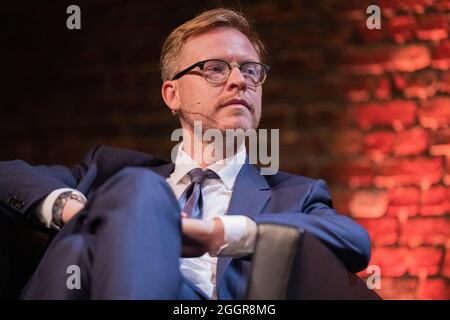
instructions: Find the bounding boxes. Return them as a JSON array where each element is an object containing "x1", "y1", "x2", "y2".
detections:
[
  {"x1": 181, "y1": 215, "x2": 226, "y2": 258},
  {"x1": 61, "y1": 199, "x2": 85, "y2": 224}
]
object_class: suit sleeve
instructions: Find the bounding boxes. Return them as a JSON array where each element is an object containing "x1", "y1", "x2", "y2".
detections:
[
  {"x1": 252, "y1": 179, "x2": 371, "y2": 273},
  {"x1": 0, "y1": 146, "x2": 100, "y2": 219}
]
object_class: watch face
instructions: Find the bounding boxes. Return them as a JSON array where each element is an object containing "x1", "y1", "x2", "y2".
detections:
[
  {"x1": 52, "y1": 192, "x2": 72, "y2": 227},
  {"x1": 52, "y1": 191, "x2": 87, "y2": 229}
]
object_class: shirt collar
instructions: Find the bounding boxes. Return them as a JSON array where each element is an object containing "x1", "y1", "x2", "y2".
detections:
[{"x1": 171, "y1": 143, "x2": 246, "y2": 190}]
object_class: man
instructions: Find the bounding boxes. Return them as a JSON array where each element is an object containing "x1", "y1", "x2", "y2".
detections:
[{"x1": 0, "y1": 8, "x2": 370, "y2": 299}]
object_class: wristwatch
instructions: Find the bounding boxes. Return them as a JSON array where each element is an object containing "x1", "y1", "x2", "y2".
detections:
[{"x1": 51, "y1": 190, "x2": 87, "y2": 230}]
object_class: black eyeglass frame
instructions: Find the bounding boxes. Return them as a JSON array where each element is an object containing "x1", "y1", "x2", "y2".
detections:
[{"x1": 171, "y1": 59, "x2": 271, "y2": 86}]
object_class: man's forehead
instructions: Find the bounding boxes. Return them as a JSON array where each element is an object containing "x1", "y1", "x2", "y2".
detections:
[{"x1": 180, "y1": 27, "x2": 259, "y2": 63}]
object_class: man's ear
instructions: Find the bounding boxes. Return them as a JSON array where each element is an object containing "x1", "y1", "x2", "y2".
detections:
[{"x1": 161, "y1": 80, "x2": 180, "y2": 114}]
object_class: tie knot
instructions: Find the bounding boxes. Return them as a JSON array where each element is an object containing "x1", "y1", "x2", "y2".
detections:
[{"x1": 188, "y1": 168, "x2": 219, "y2": 185}]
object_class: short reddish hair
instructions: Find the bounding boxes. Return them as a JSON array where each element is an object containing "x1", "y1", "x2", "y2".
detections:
[{"x1": 160, "y1": 8, "x2": 266, "y2": 81}]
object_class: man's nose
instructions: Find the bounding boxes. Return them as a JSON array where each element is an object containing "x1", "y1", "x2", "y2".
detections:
[{"x1": 226, "y1": 67, "x2": 247, "y2": 91}]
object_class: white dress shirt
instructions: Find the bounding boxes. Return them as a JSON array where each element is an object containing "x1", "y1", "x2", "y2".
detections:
[
  {"x1": 38, "y1": 144, "x2": 258, "y2": 299},
  {"x1": 167, "y1": 143, "x2": 257, "y2": 298}
]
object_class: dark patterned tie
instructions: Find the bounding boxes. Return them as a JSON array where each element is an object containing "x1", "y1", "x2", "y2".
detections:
[{"x1": 181, "y1": 168, "x2": 219, "y2": 219}]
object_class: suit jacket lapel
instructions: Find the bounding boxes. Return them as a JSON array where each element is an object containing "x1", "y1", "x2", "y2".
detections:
[{"x1": 217, "y1": 163, "x2": 271, "y2": 284}]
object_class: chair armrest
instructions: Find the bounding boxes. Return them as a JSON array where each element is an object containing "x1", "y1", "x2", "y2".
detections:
[{"x1": 246, "y1": 223, "x2": 381, "y2": 300}]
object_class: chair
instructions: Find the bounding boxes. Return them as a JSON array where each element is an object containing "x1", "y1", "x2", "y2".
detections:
[{"x1": 246, "y1": 223, "x2": 381, "y2": 299}]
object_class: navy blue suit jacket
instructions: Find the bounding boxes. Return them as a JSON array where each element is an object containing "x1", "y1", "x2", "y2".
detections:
[{"x1": 0, "y1": 145, "x2": 371, "y2": 299}]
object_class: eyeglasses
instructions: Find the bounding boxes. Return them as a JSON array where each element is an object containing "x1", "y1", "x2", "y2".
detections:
[{"x1": 171, "y1": 59, "x2": 270, "y2": 87}]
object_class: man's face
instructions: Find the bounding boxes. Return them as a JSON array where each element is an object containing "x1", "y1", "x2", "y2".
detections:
[{"x1": 173, "y1": 27, "x2": 263, "y2": 132}]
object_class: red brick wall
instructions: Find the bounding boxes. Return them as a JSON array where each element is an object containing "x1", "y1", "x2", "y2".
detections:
[
  {"x1": 1, "y1": 1, "x2": 449, "y2": 299},
  {"x1": 331, "y1": 0, "x2": 450, "y2": 299}
]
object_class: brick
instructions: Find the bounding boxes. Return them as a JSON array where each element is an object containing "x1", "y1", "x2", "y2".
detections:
[
  {"x1": 329, "y1": 187, "x2": 353, "y2": 215},
  {"x1": 393, "y1": 127, "x2": 429, "y2": 156},
  {"x1": 409, "y1": 247, "x2": 443, "y2": 276},
  {"x1": 445, "y1": 175, "x2": 450, "y2": 186},
  {"x1": 443, "y1": 250, "x2": 450, "y2": 278},
  {"x1": 388, "y1": 44, "x2": 431, "y2": 72},
  {"x1": 375, "y1": 157, "x2": 443, "y2": 188},
  {"x1": 344, "y1": 77, "x2": 371, "y2": 102},
  {"x1": 439, "y1": 70, "x2": 450, "y2": 94},
  {"x1": 419, "y1": 97, "x2": 450, "y2": 129},
  {"x1": 417, "y1": 279, "x2": 450, "y2": 300},
  {"x1": 386, "y1": 15, "x2": 417, "y2": 44},
  {"x1": 329, "y1": 129, "x2": 363, "y2": 158},
  {"x1": 387, "y1": 187, "x2": 420, "y2": 218},
  {"x1": 357, "y1": 217, "x2": 399, "y2": 246},
  {"x1": 435, "y1": 0, "x2": 450, "y2": 11},
  {"x1": 344, "y1": 76, "x2": 391, "y2": 102},
  {"x1": 363, "y1": 130, "x2": 394, "y2": 157},
  {"x1": 416, "y1": 14, "x2": 449, "y2": 42},
  {"x1": 320, "y1": 161, "x2": 374, "y2": 188},
  {"x1": 370, "y1": 247, "x2": 409, "y2": 277},
  {"x1": 428, "y1": 149, "x2": 450, "y2": 184},
  {"x1": 400, "y1": 218, "x2": 450, "y2": 246},
  {"x1": 349, "y1": 189, "x2": 388, "y2": 218},
  {"x1": 355, "y1": 100, "x2": 417, "y2": 130},
  {"x1": 421, "y1": 186, "x2": 450, "y2": 216},
  {"x1": 374, "y1": 76, "x2": 392, "y2": 100},
  {"x1": 374, "y1": 277, "x2": 419, "y2": 300},
  {"x1": 364, "y1": 128, "x2": 428, "y2": 158},
  {"x1": 431, "y1": 40, "x2": 450, "y2": 70},
  {"x1": 430, "y1": 127, "x2": 450, "y2": 146},
  {"x1": 393, "y1": 71, "x2": 438, "y2": 100},
  {"x1": 378, "y1": 0, "x2": 428, "y2": 17},
  {"x1": 339, "y1": 46, "x2": 392, "y2": 75},
  {"x1": 430, "y1": 145, "x2": 450, "y2": 171}
]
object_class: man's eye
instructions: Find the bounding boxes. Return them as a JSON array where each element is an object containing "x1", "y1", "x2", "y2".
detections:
[
  {"x1": 208, "y1": 65, "x2": 226, "y2": 72},
  {"x1": 243, "y1": 67, "x2": 258, "y2": 77}
]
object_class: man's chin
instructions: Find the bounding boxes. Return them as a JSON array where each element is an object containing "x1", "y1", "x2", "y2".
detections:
[
  {"x1": 214, "y1": 107, "x2": 259, "y2": 130},
  {"x1": 216, "y1": 118, "x2": 255, "y2": 131}
]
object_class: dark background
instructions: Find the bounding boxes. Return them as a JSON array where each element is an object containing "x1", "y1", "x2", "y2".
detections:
[
  {"x1": 0, "y1": 0, "x2": 348, "y2": 172},
  {"x1": 1, "y1": 0, "x2": 449, "y2": 299}
]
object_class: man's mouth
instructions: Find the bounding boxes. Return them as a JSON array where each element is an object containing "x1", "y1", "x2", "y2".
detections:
[{"x1": 221, "y1": 99, "x2": 252, "y2": 112}]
